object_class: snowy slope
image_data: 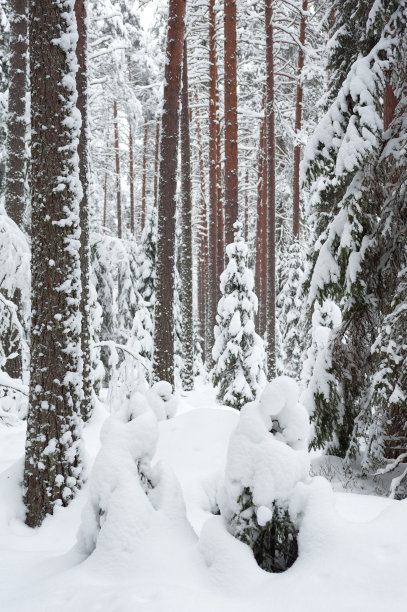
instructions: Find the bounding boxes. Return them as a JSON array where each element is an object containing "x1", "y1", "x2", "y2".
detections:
[{"x1": 0, "y1": 382, "x2": 406, "y2": 612}]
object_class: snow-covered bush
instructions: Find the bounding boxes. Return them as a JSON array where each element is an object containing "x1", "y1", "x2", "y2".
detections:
[
  {"x1": 212, "y1": 222, "x2": 266, "y2": 409},
  {"x1": 78, "y1": 388, "x2": 183, "y2": 558},
  {"x1": 218, "y1": 376, "x2": 310, "y2": 572}
]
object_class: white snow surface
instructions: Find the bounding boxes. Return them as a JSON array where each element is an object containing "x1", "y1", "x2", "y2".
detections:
[{"x1": 0, "y1": 379, "x2": 406, "y2": 611}]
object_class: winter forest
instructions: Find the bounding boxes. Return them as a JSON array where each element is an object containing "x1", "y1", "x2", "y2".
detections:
[{"x1": 0, "y1": 0, "x2": 406, "y2": 609}]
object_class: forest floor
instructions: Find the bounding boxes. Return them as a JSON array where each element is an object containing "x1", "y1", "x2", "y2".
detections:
[{"x1": 0, "y1": 380, "x2": 406, "y2": 611}]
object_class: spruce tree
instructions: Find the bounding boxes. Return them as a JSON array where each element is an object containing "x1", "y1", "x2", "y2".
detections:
[
  {"x1": 24, "y1": 0, "x2": 84, "y2": 527},
  {"x1": 212, "y1": 221, "x2": 266, "y2": 409}
]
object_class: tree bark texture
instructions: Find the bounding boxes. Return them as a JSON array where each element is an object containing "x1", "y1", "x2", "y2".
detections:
[
  {"x1": 152, "y1": 0, "x2": 186, "y2": 385},
  {"x1": 24, "y1": 0, "x2": 83, "y2": 527},
  {"x1": 129, "y1": 123, "x2": 135, "y2": 234},
  {"x1": 75, "y1": 0, "x2": 93, "y2": 421},
  {"x1": 5, "y1": 0, "x2": 28, "y2": 229},
  {"x1": 224, "y1": 0, "x2": 238, "y2": 247},
  {"x1": 180, "y1": 39, "x2": 194, "y2": 391},
  {"x1": 113, "y1": 99, "x2": 121, "y2": 238},
  {"x1": 208, "y1": 0, "x2": 219, "y2": 366},
  {"x1": 154, "y1": 116, "x2": 160, "y2": 208},
  {"x1": 292, "y1": 0, "x2": 307, "y2": 238},
  {"x1": 265, "y1": 0, "x2": 276, "y2": 377},
  {"x1": 141, "y1": 117, "x2": 148, "y2": 232}
]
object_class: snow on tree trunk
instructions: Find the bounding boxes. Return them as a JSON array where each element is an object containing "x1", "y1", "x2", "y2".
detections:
[
  {"x1": 153, "y1": 0, "x2": 186, "y2": 386},
  {"x1": 180, "y1": 39, "x2": 194, "y2": 391},
  {"x1": 75, "y1": 0, "x2": 93, "y2": 422},
  {"x1": 212, "y1": 221, "x2": 266, "y2": 409},
  {"x1": 5, "y1": 0, "x2": 27, "y2": 231},
  {"x1": 24, "y1": 0, "x2": 84, "y2": 527}
]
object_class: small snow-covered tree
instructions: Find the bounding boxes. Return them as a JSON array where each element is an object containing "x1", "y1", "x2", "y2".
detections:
[
  {"x1": 212, "y1": 221, "x2": 266, "y2": 409},
  {"x1": 218, "y1": 376, "x2": 310, "y2": 572}
]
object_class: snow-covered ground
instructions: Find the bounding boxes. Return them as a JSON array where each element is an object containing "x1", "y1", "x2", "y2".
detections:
[{"x1": 0, "y1": 381, "x2": 406, "y2": 612}]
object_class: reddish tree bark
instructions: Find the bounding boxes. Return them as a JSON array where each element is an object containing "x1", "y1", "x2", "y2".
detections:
[
  {"x1": 141, "y1": 117, "x2": 148, "y2": 232},
  {"x1": 265, "y1": 0, "x2": 276, "y2": 376},
  {"x1": 129, "y1": 123, "x2": 135, "y2": 234},
  {"x1": 152, "y1": 0, "x2": 186, "y2": 385},
  {"x1": 224, "y1": 0, "x2": 238, "y2": 247},
  {"x1": 383, "y1": 83, "x2": 398, "y2": 131},
  {"x1": 292, "y1": 0, "x2": 307, "y2": 238},
  {"x1": 113, "y1": 99, "x2": 122, "y2": 238}
]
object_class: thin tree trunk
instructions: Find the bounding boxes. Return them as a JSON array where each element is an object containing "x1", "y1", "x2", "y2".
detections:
[
  {"x1": 224, "y1": 0, "x2": 238, "y2": 247},
  {"x1": 260, "y1": 121, "x2": 268, "y2": 338},
  {"x1": 292, "y1": 0, "x2": 307, "y2": 238},
  {"x1": 24, "y1": 0, "x2": 83, "y2": 527},
  {"x1": 141, "y1": 117, "x2": 148, "y2": 232},
  {"x1": 265, "y1": 0, "x2": 276, "y2": 376},
  {"x1": 180, "y1": 39, "x2": 194, "y2": 391},
  {"x1": 113, "y1": 99, "x2": 121, "y2": 238},
  {"x1": 208, "y1": 0, "x2": 219, "y2": 365},
  {"x1": 129, "y1": 123, "x2": 135, "y2": 235},
  {"x1": 75, "y1": 0, "x2": 92, "y2": 421},
  {"x1": 154, "y1": 116, "x2": 160, "y2": 208},
  {"x1": 193, "y1": 91, "x2": 208, "y2": 359},
  {"x1": 153, "y1": 0, "x2": 186, "y2": 385},
  {"x1": 255, "y1": 120, "x2": 264, "y2": 334},
  {"x1": 5, "y1": 0, "x2": 27, "y2": 229},
  {"x1": 103, "y1": 170, "x2": 107, "y2": 228}
]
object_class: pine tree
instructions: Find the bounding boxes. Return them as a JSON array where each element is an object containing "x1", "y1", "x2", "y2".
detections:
[
  {"x1": 24, "y1": 0, "x2": 84, "y2": 527},
  {"x1": 212, "y1": 221, "x2": 266, "y2": 409},
  {"x1": 153, "y1": 0, "x2": 186, "y2": 385},
  {"x1": 5, "y1": 0, "x2": 27, "y2": 230}
]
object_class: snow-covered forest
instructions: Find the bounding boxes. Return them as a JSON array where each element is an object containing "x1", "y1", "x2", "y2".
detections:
[{"x1": 0, "y1": 0, "x2": 406, "y2": 610}]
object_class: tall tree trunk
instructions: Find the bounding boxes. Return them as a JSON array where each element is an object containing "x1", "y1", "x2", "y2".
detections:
[
  {"x1": 265, "y1": 0, "x2": 276, "y2": 377},
  {"x1": 260, "y1": 121, "x2": 268, "y2": 338},
  {"x1": 75, "y1": 0, "x2": 92, "y2": 421},
  {"x1": 180, "y1": 39, "x2": 194, "y2": 391},
  {"x1": 193, "y1": 91, "x2": 208, "y2": 360},
  {"x1": 5, "y1": 0, "x2": 27, "y2": 229},
  {"x1": 255, "y1": 120, "x2": 264, "y2": 334},
  {"x1": 103, "y1": 170, "x2": 107, "y2": 227},
  {"x1": 208, "y1": 0, "x2": 219, "y2": 365},
  {"x1": 154, "y1": 116, "x2": 160, "y2": 208},
  {"x1": 152, "y1": 0, "x2": 186, "y2": 385},
  {"x1": 24, "y1": 0, "x2": 83, "y2": 527},
  {"x1": 129, "y1": 123, "x2": 135, "y2": 234},
  {"x1": 141, "y1": 117, "x2": 148, "y2": 232},
  {"x1": 224, "y1": 0, "x2": 238, "y2": 247},
  {"x1": 113, "y1": 99, "x2": 121, "y2": 238},
  {"x1": 292, "y1": 0, "x2": 307, "y2": 238}
]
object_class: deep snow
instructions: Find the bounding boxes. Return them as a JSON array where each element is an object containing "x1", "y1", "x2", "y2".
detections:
[{"x1": 0, "y1": 380, "x2": 406, "y2": 612}]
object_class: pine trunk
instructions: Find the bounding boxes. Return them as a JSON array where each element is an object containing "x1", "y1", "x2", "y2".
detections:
[
  {"x1": 180, "y1": 40, "x2": 194, "y2": 390},
  {"x1": 24, "y1": 0, "x2": 83, "y2": 527},
  {"x1": 265, "y1": 0, "x2": 276, "y2": 376},
  {"x1": 113, "y1": 99, "x2": 121, "y2": 238},
  {"x1": 208, "y1": 0, "x2": 219, "y2": 366},
  {"x1": 75, "y1": 0, "x2": 93, "y2": 421},
  {"x1": 292, "y1": 0, "x2": 307, "y2": 238},
  {"x1": 5, "y1": 0, "x2": 27, "y2": 230},
  {"x1": 152, "y1": 0, "x2": 186, "y2": 385},
  {"x1": 224, "y1": 0, "x2": 238, "y2": 247},
  {"x1": 154, "y1": 116, "x2": 160, "y2": 208},
  {"x1": 129, "y1": 124, "x2": 135, "y2": 234},
  {"x1": 141, "y1": 117, "x2": 148, "y2": 232}
]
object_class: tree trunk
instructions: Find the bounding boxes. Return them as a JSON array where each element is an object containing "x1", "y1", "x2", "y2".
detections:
[
  {"x1": 265, "y1": 0, "x2": 276, "y2": 377},
  {"x1": 103, "y1": 170, "x2": 107, "y2": 227},
  {"x1": 383, "y1": 83, "x2": 398, "y2": 132},
  {"x1": 113, "y1": 99, "x2": 121, "y2": 238},
  {"x1": 75, "y1": 0, "x2": 92, "y2": 421},
  {"x1": 141, "y1": 117, "x2": 148, "y2": 232},
  {"x1": 154, "y1": 116, "x2": 160, "y2": 208},
  {"x1": 180, "y1": 39, "x2": 194, "y2": 391},
  {"x1": 292, "y1": 0, "x2": 307, "y2": 238},
  {"x1": 208, "y1": 0, "x2": 219, "y2": 366},
  {"x1": 24, "y1": 0, "x2": 83, "y2": 527},
  {"x1": 224, "y1": 0, "x2": 238, "y2": 247},
  {"x1": 193, "y1": 91, "x2": 208, "y2": 360},
  {"x1": 129, "y1": 123, "x2": 135, "y2": 234},
  {"x1": 152, "y1": 0, "x2": 186, "y2": 385},
  {"x1": 5, "y1": 0, "x2": 28, "y2": 230}
]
